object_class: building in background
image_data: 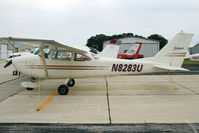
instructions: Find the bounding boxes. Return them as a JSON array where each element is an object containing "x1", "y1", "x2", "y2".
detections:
[
  {"x1": 0, "y1": 40, "x2": 34, "y2": 59},
  {"x1": 103, "y1": 37, "x2": 159, "y2": 58},
  {"x1": 189, "y1": 43, "x2": 199, "y2": 54}
]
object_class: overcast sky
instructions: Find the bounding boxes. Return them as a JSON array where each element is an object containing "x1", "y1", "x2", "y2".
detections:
[{"x1": 0, "y1": 0, "x2": 199, "y2": 47}]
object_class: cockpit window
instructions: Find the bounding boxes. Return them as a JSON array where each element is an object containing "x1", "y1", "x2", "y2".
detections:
[
  {"x1": 52, "y1": 51, "x2": 72, "y2": 61},
  {"x1": 34, "y1": 48, "x2": 40, "y2": 55},
  {"x1": 30, "y1": 48, "x2": 40, "y2": 55},
  {"x1": 30, "y1": 48, "x2": 35, "y2": 53},
  {"x1": 74, "y1": 53, "x2": 91, "y2": 61}
]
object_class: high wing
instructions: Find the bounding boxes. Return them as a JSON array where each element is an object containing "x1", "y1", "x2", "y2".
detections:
[
  {"x1": 1, "y1": 37, "x2": 88, "y2": 78},
  {"x1": 0, "y1": 37, "x2": 87, "y2": 54}
]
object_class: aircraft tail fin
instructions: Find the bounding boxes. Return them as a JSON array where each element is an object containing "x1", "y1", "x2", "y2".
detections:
[
  {"x1": 150, "y1": 32, "x2": 193, "y2": 68},
  {"x1": 96, "y1": 44, "x2": 120, "y2": 59}
]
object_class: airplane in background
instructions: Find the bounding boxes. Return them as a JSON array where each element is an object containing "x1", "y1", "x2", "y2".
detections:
[
  {"x1": 185, "y1": 52, "x2": 199, "y2": 61},
  {"x1": 117, "y1": 41, "x2": 144, "y2": 59},
  {"x1": 102, "y1": 39, "x2": 144, "y2": 59},
  {"x1": 2, "y1": 32, "x2": 193, "y2": 95}
]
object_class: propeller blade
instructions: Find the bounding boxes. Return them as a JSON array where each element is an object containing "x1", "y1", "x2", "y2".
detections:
[{"x1": 4, "y1": 60, "x2": 12, "y2": 68}]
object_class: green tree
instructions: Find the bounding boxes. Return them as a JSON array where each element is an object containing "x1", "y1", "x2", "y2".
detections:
[
  {"x1": 147, "y1": 34, "x2": 168, "y2": 50},
  {"x1": 86, "y1": 34, "x2": 108, "y2": 51}
]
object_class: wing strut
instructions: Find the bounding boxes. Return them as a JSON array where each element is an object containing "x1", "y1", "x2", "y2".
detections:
[{"x1": 40, "y1": 43, "x2": 48, "y2": 78}]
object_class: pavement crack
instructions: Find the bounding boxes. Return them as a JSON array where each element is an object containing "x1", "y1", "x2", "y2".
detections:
[{"x1": 105, "y1": 77, "x2": 112, "y2": 124}]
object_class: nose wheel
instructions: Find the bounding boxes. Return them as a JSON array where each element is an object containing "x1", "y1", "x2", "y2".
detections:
[
  {"x1": 13, "y1": 70, "x2": 18, "y2": 75},
  {"x1": 58, "y1": 85, "x2": 69, "y2": 95}
]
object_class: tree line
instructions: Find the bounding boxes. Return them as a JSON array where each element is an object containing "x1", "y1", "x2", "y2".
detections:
[{"x1": 86, "y1": 33, "x2": 168, "y2": 52}]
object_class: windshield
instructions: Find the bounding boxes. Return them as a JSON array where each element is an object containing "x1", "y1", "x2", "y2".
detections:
[
  {"x1": 30, "y1": 48, "x2": 40, "y2": 55},
  {"x1": 34, "y1": 48, "x2": 40, "y2": 55}
]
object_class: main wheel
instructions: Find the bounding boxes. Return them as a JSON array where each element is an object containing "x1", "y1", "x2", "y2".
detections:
[
  {"x1": 58, "y1": 85, "x2": 69, "y2": 95},
  {"x1": 26, "y1": 88, "x2": 33, "y2": 90},
  {"x1": 67, "y1": 79, "x2": 75, "y2": 87}
]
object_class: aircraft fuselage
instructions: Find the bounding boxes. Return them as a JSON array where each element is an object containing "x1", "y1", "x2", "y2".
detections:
[{"x1": 12, "y1": 54, "x2": 162, "y2": 79}]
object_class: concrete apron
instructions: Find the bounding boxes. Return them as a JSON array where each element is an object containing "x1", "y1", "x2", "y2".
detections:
[{"x1": 0, "y1": 75, "x2": 199, "y2": 123}]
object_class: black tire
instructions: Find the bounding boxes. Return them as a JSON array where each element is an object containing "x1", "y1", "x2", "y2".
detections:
[
  {"x1": 26, "y1": 88, "x2": 33, "y2": 90},
  {"x1": 67, "y1": 79, "x2": 75, "y2": 87},
  {"x1": 13, "y1": 70, "x2": 18, "y2": 75},
  {"x1": 58, "y1": 85, "x2": 69, "y2": 95}
]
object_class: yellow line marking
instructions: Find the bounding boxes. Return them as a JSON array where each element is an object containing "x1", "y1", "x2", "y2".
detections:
[
  {"x1": 128, "y1": 88, "x2": 154, "y2": 90},
  {"x1": 37, "y1": 91, "x2": 58, "y2": 111},
  {"x1": 71, "y1": 89, "x2": 112, "y2": 91},
  {"x1": 51, "y1": 91, "x2": 58, "y2": 96}
]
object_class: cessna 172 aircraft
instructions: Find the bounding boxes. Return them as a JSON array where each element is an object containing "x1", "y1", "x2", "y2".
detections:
[{"x1": 2, "y1": 32, "x2": 193, "y2": 95}]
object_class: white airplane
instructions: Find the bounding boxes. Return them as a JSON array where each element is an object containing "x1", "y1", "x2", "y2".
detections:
[
  {"x1": 185, "y1": 52, "x2": 199, "y2": 61},
  {"x1": 2, "y1": 32, "x2": 193, "y2": 95}
]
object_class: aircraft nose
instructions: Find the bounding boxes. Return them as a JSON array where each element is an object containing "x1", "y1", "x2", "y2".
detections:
[{"x1": 11, "y1": 56, "x2": 25, "y2": 72}]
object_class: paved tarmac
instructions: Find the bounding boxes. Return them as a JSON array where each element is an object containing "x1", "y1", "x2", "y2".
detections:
[{"x1": 0, "y1": 59, "x2": 199, "y2": 132}]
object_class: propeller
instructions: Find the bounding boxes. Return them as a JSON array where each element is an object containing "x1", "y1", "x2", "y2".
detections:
[{"x1": 4, "y1": 60, "x2": 12, "y2": 68}]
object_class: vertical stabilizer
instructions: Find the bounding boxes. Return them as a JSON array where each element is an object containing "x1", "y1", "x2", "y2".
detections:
[
  {"x1": 96, "y1": 44, "x2": 120, "y2": 58},
  {"x1": 152, "y1": 32, "x2": 193, "y2": 67}
]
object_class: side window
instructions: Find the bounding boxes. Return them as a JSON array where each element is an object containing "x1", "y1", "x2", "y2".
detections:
[
  {"x1": 74, "y1": 53, "x2": 91, "y2": 61},
  {"x1": 52, "y1": 51, "x2": 72, "y2": 61},
  {"x1": 38, "y1": 48, "x2": 50, "y2": 58},
  {"x1": 44, "y1": 48, "x2": 50, "y2": 58}
]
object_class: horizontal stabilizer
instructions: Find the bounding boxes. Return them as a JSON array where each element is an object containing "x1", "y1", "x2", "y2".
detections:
[{"x1": 153, "y1": 64, "x2": 189, "y2": 71}]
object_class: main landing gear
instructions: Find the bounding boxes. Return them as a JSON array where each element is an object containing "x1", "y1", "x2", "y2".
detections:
[
  {"x1": 22, "y1": 78, "x2": 75, "y2": 95},
  {"x1": 58, "y1": 85, "x2": 69, "y2": 95},
  {"x1": 67, "y1": 79, "x2": 75, "y2": 87},
  {"x1": 58, "y1": 79, "x2": 75, "y2": 95}
]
